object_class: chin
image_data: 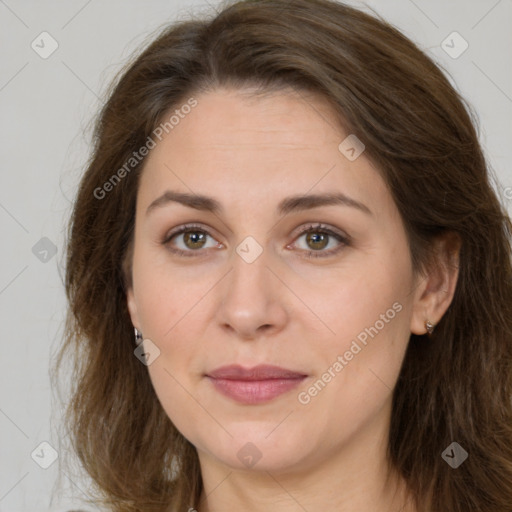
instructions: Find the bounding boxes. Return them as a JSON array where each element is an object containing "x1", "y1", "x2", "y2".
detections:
[{"x1": 196, "y1": 425, "x2": 321, "y2": 474}]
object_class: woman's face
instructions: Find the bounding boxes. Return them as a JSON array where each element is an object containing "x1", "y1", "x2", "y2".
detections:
[{"x1": 127, "y1": 87, "x2": 426, "y2": 474}]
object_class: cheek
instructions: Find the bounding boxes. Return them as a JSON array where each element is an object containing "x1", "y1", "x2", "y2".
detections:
[
  {"x1": 146, "y1": 360, "x2": 210, "y2": 446},
  {"x1": 297, "y1": 250, "x2": 412, "y2": 404},
  {"x1": 290, "y1": 252, "x2": 410, "y2": 347},
  {"x1": 294, "y1": 289, "x2": 409, "y2": 446},
  {"x1": 132, "y1": 245, "x2": 214, "y2": 340},
  {"x1": 132, "y1": 257, "x2": 213, "y2": 393}
]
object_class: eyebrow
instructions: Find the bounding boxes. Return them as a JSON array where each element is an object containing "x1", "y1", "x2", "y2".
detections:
[{"x1": 146, "y1": 190, "x2": 372, "y2": 216}]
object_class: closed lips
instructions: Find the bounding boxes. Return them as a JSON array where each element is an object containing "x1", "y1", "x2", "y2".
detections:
[{"x1": 206, "y1": 364, "x2": 307, "y2": 380}]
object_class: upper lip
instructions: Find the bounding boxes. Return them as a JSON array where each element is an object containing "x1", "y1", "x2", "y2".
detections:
[{"x1": 206, "y1": 364, "x2": 307, "y2": 381}]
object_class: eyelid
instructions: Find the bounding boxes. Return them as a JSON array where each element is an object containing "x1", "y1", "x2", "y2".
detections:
[
  {"x1": 162, "y1": 222, "x2": 218, "y2": 244},
  {"x1": 291, "y1": 222, "x2": 349, "y2": 243}
]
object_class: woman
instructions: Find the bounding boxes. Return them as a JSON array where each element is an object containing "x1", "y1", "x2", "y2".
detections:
[{"x1": 55, "y1": 0, "x2": 512, "y2": 511}]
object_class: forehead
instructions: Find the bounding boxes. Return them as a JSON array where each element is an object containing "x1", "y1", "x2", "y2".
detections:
[
  {"x1": 137, "y1": 87, "x2": 391, "y2": 219},
  {"x1": 166, "y1": 87, "x2": 342, "y2": 149}
]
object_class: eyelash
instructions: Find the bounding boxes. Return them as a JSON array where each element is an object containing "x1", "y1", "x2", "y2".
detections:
[{"x1": 161, "y1": 222, "x2": 350, "y2": 259}]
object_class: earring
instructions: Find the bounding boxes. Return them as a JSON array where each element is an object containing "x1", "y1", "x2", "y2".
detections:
[
  {"x1": 425, "y1": 320, "x2": 436, "y2": 336},
  {"x1": 134, "y1": 327, "x2": 143, "y2": 345}
]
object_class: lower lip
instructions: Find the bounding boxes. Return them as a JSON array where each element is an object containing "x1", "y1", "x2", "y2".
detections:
[{"x1": 207, "y1": 376, "x2": 306, "y2": 404}]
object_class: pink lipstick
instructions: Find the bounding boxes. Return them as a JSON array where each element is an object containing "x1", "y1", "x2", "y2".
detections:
[{"x1": 206, "y1": 364, "x2": 307, "y2": 404}]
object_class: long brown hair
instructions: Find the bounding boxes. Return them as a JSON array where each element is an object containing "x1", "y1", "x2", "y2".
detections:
[{"x1": 54, "y1": 1, "x2": 512, "y2": 510}]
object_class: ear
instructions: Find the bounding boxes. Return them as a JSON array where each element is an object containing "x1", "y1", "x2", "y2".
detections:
[
  {"x1": 410, "y1": 231, "x2": 461, "y2": 335},
  {"x1": 126, "y1": 286, "x2": 142, "y2": 332}
]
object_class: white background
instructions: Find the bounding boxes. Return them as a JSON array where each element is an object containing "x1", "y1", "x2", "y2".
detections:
[{"x1": 0, "y1": 0, "x2": 511, "y2": 510}]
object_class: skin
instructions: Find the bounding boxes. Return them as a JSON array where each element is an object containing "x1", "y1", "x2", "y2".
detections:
[{"x1": 126, "y1": 87, "x2": 460, "y2": 512}]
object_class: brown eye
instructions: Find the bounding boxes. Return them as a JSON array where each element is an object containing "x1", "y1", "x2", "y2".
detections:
[
  {"x1": 292, "y1": 224, "x2": 350, "y2": 259},
  {"x1": 182, "y1": 230, "x2": 207, "y2": 250},
  {"x1": 162, "y1": 224, "x2": 221, "y2": 257},
  {"x1": 305, "y1": 231, "x2": 329, "y2": 251}
]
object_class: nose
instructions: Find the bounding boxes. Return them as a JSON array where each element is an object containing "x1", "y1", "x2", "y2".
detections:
[{"x1": 216, "y1": 246, "x2": 289, "y2": 340}]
